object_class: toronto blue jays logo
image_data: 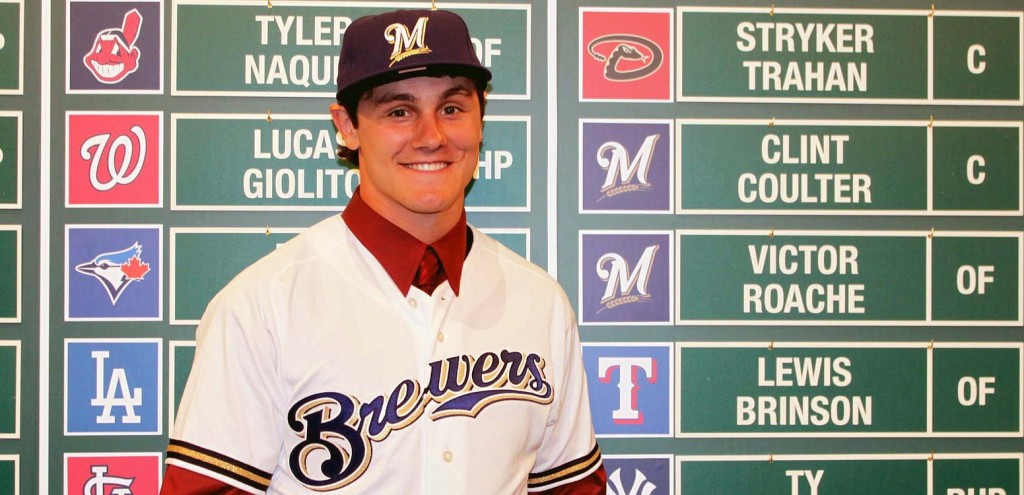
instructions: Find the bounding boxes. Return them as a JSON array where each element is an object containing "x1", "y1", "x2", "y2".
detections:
[
  {"x1": 287, "y1": 350, "x2": 552, "y2": 490},
  {"x1": 83, "y1": 9, "x2": 143, "y2": 84},
  {"x1": 75, "y1": 242, "x2": 151, "y2": 304},
  {"x1": 586, "y1": 35, "x2": 663, "y2": 82}
]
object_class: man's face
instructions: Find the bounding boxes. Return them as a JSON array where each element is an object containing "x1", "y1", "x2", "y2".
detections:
[{"x1": 331, "y1": 75, "x2": 482, "y2": 235}]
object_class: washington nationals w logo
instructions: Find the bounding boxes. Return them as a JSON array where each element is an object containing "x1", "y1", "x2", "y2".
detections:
[{"x1": 80, "y1": 126, "x2": 147, "y2": 191}]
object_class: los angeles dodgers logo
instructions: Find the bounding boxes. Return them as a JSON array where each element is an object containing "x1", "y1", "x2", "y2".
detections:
[
  {"x1": 587, "y1": 35, "x2": 663, "y2": 82},
  {"x1": 385, "y1": 17, "x2": 431, "y2": 67},
  {"x1": 597, "y1": 245, "x2": 658, "y2": 311},
  {"x1": 83, "y1": 465, "x2": 135, "y2": 495},
  {"x1": 75, "y1": 242, "x2": 151, "y2": 305},
  {"x1": 287, "y1": 351, "x2": 552, "y2": 490},
  {"x1": 83, "y1": 9, "x2": 143, "y2": 84}
]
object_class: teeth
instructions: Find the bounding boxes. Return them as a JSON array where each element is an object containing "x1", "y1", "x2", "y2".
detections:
[
  {"x1": 406, "y1": 162, "x2": 448, "y2": 171},
  {"x1": 91, "y1": 60, "x2": 124, "y2": 79}
]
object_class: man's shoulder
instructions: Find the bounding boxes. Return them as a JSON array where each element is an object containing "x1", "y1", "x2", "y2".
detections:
[{"x1": 470, "y1": 227, "x2": 568, "y2": 299}]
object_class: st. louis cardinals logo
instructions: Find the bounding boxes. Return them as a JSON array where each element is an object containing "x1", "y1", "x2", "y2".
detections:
[
  {"x1": 385, "y1": 17, "x2": 431, "y2": 67},
  {"x1": 75, "y1": 242, "x2": 151, "y2": 305},
  {"x1": 287, "y1": 350, "x2": 552, "y2": 490},
  {"x1": 586, "y1": 35, "x2": 663, "y2": 82},
  {"x1": 80, "y1": 125, "x2": 147, "y2": 192},
  {"x1": 82, "y1": 465, "x2": 135, "y2": 495},
  {"x1": 597, "y1": 245, "x2": 658, "y2": 311},
  {"x1": 83, "y1": 9, "x2": 143, "y2": 84},
  {"x1": 597, "y1": 134, "x2": 658, "y2": 199}
]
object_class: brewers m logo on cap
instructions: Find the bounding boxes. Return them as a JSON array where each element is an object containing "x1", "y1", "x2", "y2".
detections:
[{"x1": 386, "y1": 17, "x2": 431, "y2": 67}]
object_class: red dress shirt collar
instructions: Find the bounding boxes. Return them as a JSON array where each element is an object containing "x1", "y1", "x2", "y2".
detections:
[{"x1": 342, "y1": 188, "x2": 468, "y2": 296}]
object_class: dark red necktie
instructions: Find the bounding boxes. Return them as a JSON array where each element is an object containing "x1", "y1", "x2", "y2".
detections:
[{"x1": 414, "y1": 246, "x2": 445, "y2": 295}]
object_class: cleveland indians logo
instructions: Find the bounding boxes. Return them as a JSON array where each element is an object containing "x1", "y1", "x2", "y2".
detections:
[
  {"x1": 287, "y1": 351, "x2": 552, "y2": 490},
  {"x1": 80, "y1": 125, "x2": 147, "y2": 192},
  {"x1": 82, "y1": 465, "x2": 135, "y2": 495},
  {"x1": 597, "y1": 245, "x2": 659, "y2": 311},
  {"x1": 587, "y1": 34, "x2": 663, "y2": 82},
  {"x1": 83, "y1": 9, "x2": 143, "y2": 84},
  {"x1": 75, "y1": 242, "x2": 151, "y2": 304},
  {"x1": 385, "y1": 17, "x2": 431, "y2": 67}
]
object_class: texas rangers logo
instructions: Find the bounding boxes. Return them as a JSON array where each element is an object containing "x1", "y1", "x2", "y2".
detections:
[
  {"x1": 587, "y1": 35, "x2": 662, "y2": 82},
  {"x1": 287, "y1": 350, "x2": 551, "y2": 489},
  {"x1": 583, "y1": 344, "x2": 672, "y2": 436},
  {"x1": 83, "y1": 8, "x2": 143, "y2": 84},
  {"x1": 75, "y1": 242, "x2": 150, "y2": 305},
  {"x1": 385, "y1": 17, "x2": 431, "y2": 67}
]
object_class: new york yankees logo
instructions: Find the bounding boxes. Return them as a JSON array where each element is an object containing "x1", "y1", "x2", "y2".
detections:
[
  {"x1": 607, "y1": 467, "x2": 658, "y2": 495},
  {"x1": 385, "y1": 17, "x2": 431, "y2": 67}
]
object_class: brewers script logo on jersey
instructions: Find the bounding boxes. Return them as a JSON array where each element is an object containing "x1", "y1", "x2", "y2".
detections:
[
  {"x1": 583, "y1": 344, "x2": 673, "y2": 437},
  {"x1": 386, "y1": 16, "x2": 432, "y2": 67},
  {"x1": 66, "y1": 225, "x2": 162, "y2": 320},
  {"x1": 580, "y1": 120, "x2": 672, "y2": 213},
  {"x1": 287, "y1": 350, "x2": 552, "y2": 490},
  {"x1": 67, "y1": 1, "x2": 163, "y2": 93},
  {"x1": 66, "y1": 453, "x2": 161, "y2": 495},
  {"x1": 579, "y1": 231, "x2": 672, "y2": 324},
  {"x1": 603, "y1": 456, "x2": 673, "y2": 495},
  {"x1": 65, "y1": 339, "x2": 162, "y2": 435},
  {"x1": 67, "y1": 112, "x2": 162, "y2": 207},
  {"x1": 580, "y1": 9, "x2": 672, "y2": 101}
]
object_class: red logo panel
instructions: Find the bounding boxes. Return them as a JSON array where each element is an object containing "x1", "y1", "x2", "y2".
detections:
[
  {"x1": 67, "y1": 113, "x2": 162, "y2": 206},
  {"x1": 580, "y1": 10, "x2": 673, "y2": 101},
  {"x1": 66, "y1": 453, "x2": 161, "y2": 494}
]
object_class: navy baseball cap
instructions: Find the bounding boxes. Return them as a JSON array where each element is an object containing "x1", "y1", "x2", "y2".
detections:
[{"x1": 336, "y1": 9, "x2": 492, "y2": 99}]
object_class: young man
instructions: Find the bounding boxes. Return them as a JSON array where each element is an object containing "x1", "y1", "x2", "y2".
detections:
[{"x1": 161, "y1": 8, "x2": 605, "y2": 494}]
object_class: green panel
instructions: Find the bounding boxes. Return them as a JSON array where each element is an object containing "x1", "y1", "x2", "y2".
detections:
[
  {"x1": 931, "y1": 237, "x2": 1020, "y2": 321},
  {"x1": 467, "y1": 118, "x2": 529, "y2": 209},
  {"x1": 0, "y1": 229, "x2": 16, "y2": 320},
  {"x1": 173, "y1": 231, "x2": 298, "y2": 321},
  {"x1": 174, "y1": 116, "x2": 355, "y2": 209},
  {"x1": 0, "y1": 3, "x2": 20, "y2": 92},
  {"x1": 680, "y1": 124, "x2": 927, "y2": 211},
  {"x1": 933, "y1": 348, "x2": 1021, "y2": 433},
  {"x1": 0, "y1": 345, "x2": 15, "y2": 434},
  {"x1": 174, "y1": 3, "x2": 528, "y2": 96},
  {"x1": 933, "y1": 126, "x2": 1021, "y2": 212},
  {"x1": 680, "y1": 11, "x2": 928, "y2": 99},
  {"x1": 483, "y1": 231, "x2": 529, "y2": 260},
  {"x1": 678, "y1": 234, "x2": 926, "y2": 321},
  {"x1": 0, "y1": 115, "x2": 17, "y2": 206},
  {"x1": 679, "y1": 347, "x2": 926, "y2": 433},
  {"x1": 172, "y1": 344, "x2": 196, "y2": 421},
  {"x1": 0, "y1": 459, "x2": 14, "y2": 493},
  {"x1": 679, "y1": 458, "x2": 925, "y2": 494},
  {"x1": 934, "y1": 16, "x2": 1022, "y2": 101},
  {"x1": 934, "y1": 458, "x2": 1021, "y2": 495}
]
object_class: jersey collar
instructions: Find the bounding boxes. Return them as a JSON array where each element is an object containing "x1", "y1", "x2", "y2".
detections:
[{"x1": 342, "y1": 188, "x2": 469, "y2": 296}]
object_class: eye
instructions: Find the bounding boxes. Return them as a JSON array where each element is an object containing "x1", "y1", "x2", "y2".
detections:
[
  {"x1": 112, "y1": 44, "x2": 120, "y2": 55},
  {"x1": 441, "y1": 105, "x2": 461, "y2": 115},
  {"x1": 388, "y1": 108, "x2": 408, "y2": 118}
]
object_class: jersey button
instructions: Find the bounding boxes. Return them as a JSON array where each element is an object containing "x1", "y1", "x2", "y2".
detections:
[
  {"x1": 407, "y1": 298, "x2": 417, "y2": 308},
  {"x1": 436, "y1": 332, "x2": 445, "y2": 342},
  {"x1": 443, "y1": 450, "x2": 454, "y2": 463}
]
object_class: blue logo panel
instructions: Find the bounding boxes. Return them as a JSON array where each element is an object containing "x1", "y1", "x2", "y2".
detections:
[
  {"x1": 581, "y1": 120, "x2": 672, "y2": 213},
  {"x1": 604, "y1": 456, "x2": 673, "y2": 495},
  {"x1": 67, "y1": 225, "x2": 161, "y2": 320},
  {"x1": 583, "y1": 344, "x2": 672, "y2": 436},
  {"x1": 580, "y1": 232, "x2": 672, "y2": 324},
  {"x1": 66, "y1": 339, "x2": 161, "y2": 434}
]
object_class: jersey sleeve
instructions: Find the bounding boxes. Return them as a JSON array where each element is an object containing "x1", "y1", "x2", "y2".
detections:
[
  {"x1": 164, "y1": 282, "x2": 284, "y2": 493},
  {"x1": 527, "y1": 293, "x2": 604, "y2": 492}
]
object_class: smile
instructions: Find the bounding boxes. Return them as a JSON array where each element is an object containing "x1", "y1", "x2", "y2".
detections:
[
  {"x1": 404, "y1": 162, "x2": 450, "y2": 171},
  {"x1": 91, "y1": 60, "x2": 125, "y2": 80}
]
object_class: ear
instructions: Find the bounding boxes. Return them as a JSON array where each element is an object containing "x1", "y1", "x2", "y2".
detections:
[{"x1": 329, "y1": 103, "x2": 360, "y2": 151}]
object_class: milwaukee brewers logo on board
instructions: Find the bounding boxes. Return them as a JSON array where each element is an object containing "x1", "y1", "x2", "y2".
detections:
[
  {"x1": 583, "y1": 344, "x2": 673, "y2": 436},
  {"x1": 67, "y1": 1, "x2": 163, "y2": 93},
  {"x1": 386, "y1": 17, "x2": 431, "y2": 67},
  {"x1": 287, "y1": 350, "x2": 552, "y2": 490},
  {"x1": 580, "y1": 9, "x2": 673, "y2": 101},
  {"x1": 67, "y1": 112, "x2": 162, "y2": 207},
  {"x1": 66, "y1": 225, "x2": 162, "y2": 321},
  {"x1": 580, "y1": 231, "x2": 673, "y2": 324},
  {"x1": 603, "y1": 456, "x2": 673, "y2": 495},
  {"x1": 65, "y1": 453, "x2": 162, "y2": 495},
  {"x1": 580, "y1": 120, "x2": 672, "y2": 213},
  {"x1": 65, "y1": 339, "x2": 162, "y2": 435}
]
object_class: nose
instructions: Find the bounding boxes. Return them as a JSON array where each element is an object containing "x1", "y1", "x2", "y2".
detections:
[{"x1": 412, "y1": 113, "x2": 447, "y2": 150}]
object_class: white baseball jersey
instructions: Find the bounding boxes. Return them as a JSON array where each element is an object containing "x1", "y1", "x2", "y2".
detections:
[{"x1": 166, "y1": 214, "x2": 602, "y2": 494}]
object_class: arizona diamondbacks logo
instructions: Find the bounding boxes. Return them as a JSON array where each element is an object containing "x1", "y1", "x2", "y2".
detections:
[
  {"x1": 287, "y1": 350, "x2": 551, "y2": 490},
  {"x1": 598, "y1": 134, "x2": 658, "y2": 199},
  {"x1": 586, "y1": 35, "x2": 663, "y2": 82},
  {"x1": 385, "y1": 17, "x2": 431, "y2": 67},
  {"x1": 596, "y1": 245, "x2": 658, "y2": 311},
  {"x1": 75, "y1": 242, "x2": 151, "y2": 305}
]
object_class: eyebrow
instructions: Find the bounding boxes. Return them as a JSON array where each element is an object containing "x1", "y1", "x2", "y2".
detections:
[{"x1": 369, "y1": 82, "x2": 474, "y2": 106}]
